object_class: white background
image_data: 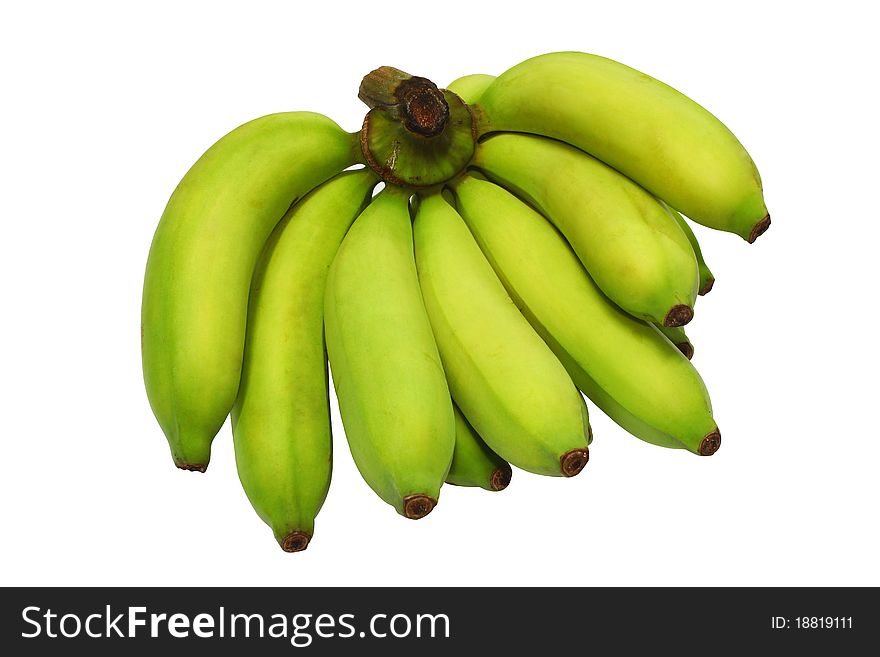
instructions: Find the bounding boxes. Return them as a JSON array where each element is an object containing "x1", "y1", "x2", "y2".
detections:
[{"x1": 2, "y1": 0, "x2": 878, "y2": 587}]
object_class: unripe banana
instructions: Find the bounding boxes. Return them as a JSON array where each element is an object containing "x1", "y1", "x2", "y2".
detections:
[
  {"x1": 475, "y1": 52, "x2": 770, "y2": 241},
  {"x1": 452, "y1": 176, "x2": 720, "y2": 455},
  {"x1": 663, "y1": 203, "x2": 716, "y2": 296},
  {"x1": 473, "y1": 133, "x2": 699, "y2": 327},
  {"x1": 142, "y1": 112, "x2": 359, "y2": 470},
  {"x1": 447, "y1": 404, "x2": 512, "y2": 491},
  {"x1": 655, "y1": 324, "x2": 694, "y2": 361},
  {"x1": 446, "y1": 73, "x2": 495, "y2": 104},
  {"x1": 324, "y1": 187, "x2": 455, "y2": 518},
  {"x1": 231, "y1": 170, "x2": 376, "y2": 552},
  {"x1": 413, "y1": 192, "x2": 590, "y2": 477}
]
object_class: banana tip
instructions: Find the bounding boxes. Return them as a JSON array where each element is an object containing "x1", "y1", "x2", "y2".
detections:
[
  {"x1": 748, "y1": 215, "x2": 771, "y2": 243},
  {"x1": 560, "y1": 448, "x2": 590, "y2": 477},
  {"x1": 676, "y1": 341, "x2": 695, "y2": 360},
  {"x1": 280, "y1": 531, "x2": 311, "y2": 553},
  {"x1": 403, "y1": 495, "x2": 437, "y2": 519},
  {"x1": 175, "y1": 462, "x2": 207, "y2": 473},
  {"x1": 698, "y1": 277, "x2": 715, "y2": 296},
  {"x1": 699, "y1": 429, "x2": 722, "y2": 456},
  {"x1": 490, "y1": 466, "x2": 512, "y2": 491},
  {"x1": 664, "y1": 304, "x2": 694, "y2": 328}
]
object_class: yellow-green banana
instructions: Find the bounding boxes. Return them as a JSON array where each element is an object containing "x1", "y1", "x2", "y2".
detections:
[
  {"x1": 446, "y1": 73, "x2": 495, "y2": 104},
  {"x1": 655, "y1": 324, "x2": 694, "y2": 361},
  {"x1": 452, "y1": 176, "x2": 720, "y2": 455},
  {"x1": 413, "y1": 192, "x2": 590, "y2": 477},
  {"x1": 231, "y1": 170, "x2": 376, "y2": 552},
  {"x1": 447, "y1": 404, "x2": 511, "y2": 491},
  {"x1": 664, "y1": 203, "x2": 715, "y2": 296},
  {"x1": 475, "y1": 52, "x2": 770, "y2": 241},
  {"x1": 421, "y1": 67, "x2": 724, "y2": 297},
  {"x1": 324, "y1": 187, "x2": 455, "y2": 518},
  {"x1": 142, "y1": 112, "x2": 359, "y2": 470},
  {"x1": 473, "y1": 133, "x2": 699, "y2": 327}
]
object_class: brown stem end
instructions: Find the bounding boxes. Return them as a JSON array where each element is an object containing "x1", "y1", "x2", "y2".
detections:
[
  {"x1": 748, "y1": 214, "x2": 771, "y2": 243},
  {"x1": 699, "y1": 429, "x2": 722, "y2": 456},
  {"x1": 664, "y1": 304, "x2": 694, "y2": 327},
  {"x1": 676, "y1": 341, "x2": 695, "y2": 360},
  {"x1": 403, "y1": 495, "x2": 437, "y2": 519},
  {"x1": 397, "y1": 77, "x2": 449, "y2": 137},
  {"x1": 358, "y1": 66, "x2": 449, "y2": 138},
  {"x1": 560, "y1": 448, "x2": 590, "y2": 477},
  {"x1": 280, "y1": 531, "x2": 311, "y2": 553},
  {"x1": 699, "y1": 277, "x2": 715, "y2": 296},
  {"x1": 175, "y1": 462, "x2": 207, "y2": 473},
  {"x1": 490, "y1": 466, "x2": 512, "y2": 491}
]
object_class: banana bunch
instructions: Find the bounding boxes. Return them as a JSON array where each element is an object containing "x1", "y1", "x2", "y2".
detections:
[{"x1": 142, "y1": 52, "x2": 769, "y2": 551}]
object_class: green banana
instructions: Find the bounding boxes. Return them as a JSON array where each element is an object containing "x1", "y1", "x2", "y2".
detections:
[
  {"x1": 473, "y1": 133, "x2": 699, "y2": 327},
  {"x1": 447, "y1": 404, "x2": 512, "y2": 491},
  {"x1": 654, "y1": 324, "x2": 694, "y2": 361},
  {"x1": 664, "y1": 203, "x2": 716, "y2": 296},
  {"x1": 446, "y1": 73, "x2": 495, "y2": 104},
  {"x1": 475, "y1": 52, "x2": 770, "y2": 241},
  {"x1": 413, "y1": 192, "x2": 590, "y2": 477},
  {"x1": 324, "y1": 187, "x2": 455, "y2": 518},
  {"x1": 142, "y1": 112, "x2": 359, "y2": 470},
  {"x1": 231, "y1": 170, "x2": 376, "y2": 552},
  {"x1": 452, "y1": 176, "x2": 720, "y2": 455}
]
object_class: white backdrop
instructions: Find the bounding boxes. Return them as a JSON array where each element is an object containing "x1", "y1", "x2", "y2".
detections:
[{"x1": 2, "y1": 0, "x2": 878, "y2": 587}]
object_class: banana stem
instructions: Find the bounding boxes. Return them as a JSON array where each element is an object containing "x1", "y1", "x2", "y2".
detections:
[
  {"x1": 359, "y1": 67, "x2": 449, "y2": 137},
  {"x1": 358, "y1": 67, "x2": 476, "y2": 188}
]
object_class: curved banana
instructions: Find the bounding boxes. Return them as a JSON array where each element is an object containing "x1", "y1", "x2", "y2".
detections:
[
  {"x1": 142, "y1": 112, "x2": 359, "y2": 470},
  {"x1": 413, "y1": 192, "x2": 590, "y2": 477},
  {"x1": 231, "y1": 170, "x2": 376, "y2": 552},
  {"x1": 473, "y1": 133, "x2": 699, "y2": 326},
  {"x1": 654, "y1": 324, "x2": 694, "y2": 361},
  {"x1": 475, "y1": 52, "x2": 770, "y2": 241},
  {"x1": 452, "y1": 176, "x2": 720, "y2": 455},
  {"x1": 446, "y1": 73, "x2": 495, "y2": 104},
  {"x1": 324, "y1": 187, "x2": 455, "y2": 519},
  {"x1": 447, "y1": 404, "x2": 511, "y2": 491},
  {"x1": 664, "y1": 203, "x2": 715, "y2": 296}
]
